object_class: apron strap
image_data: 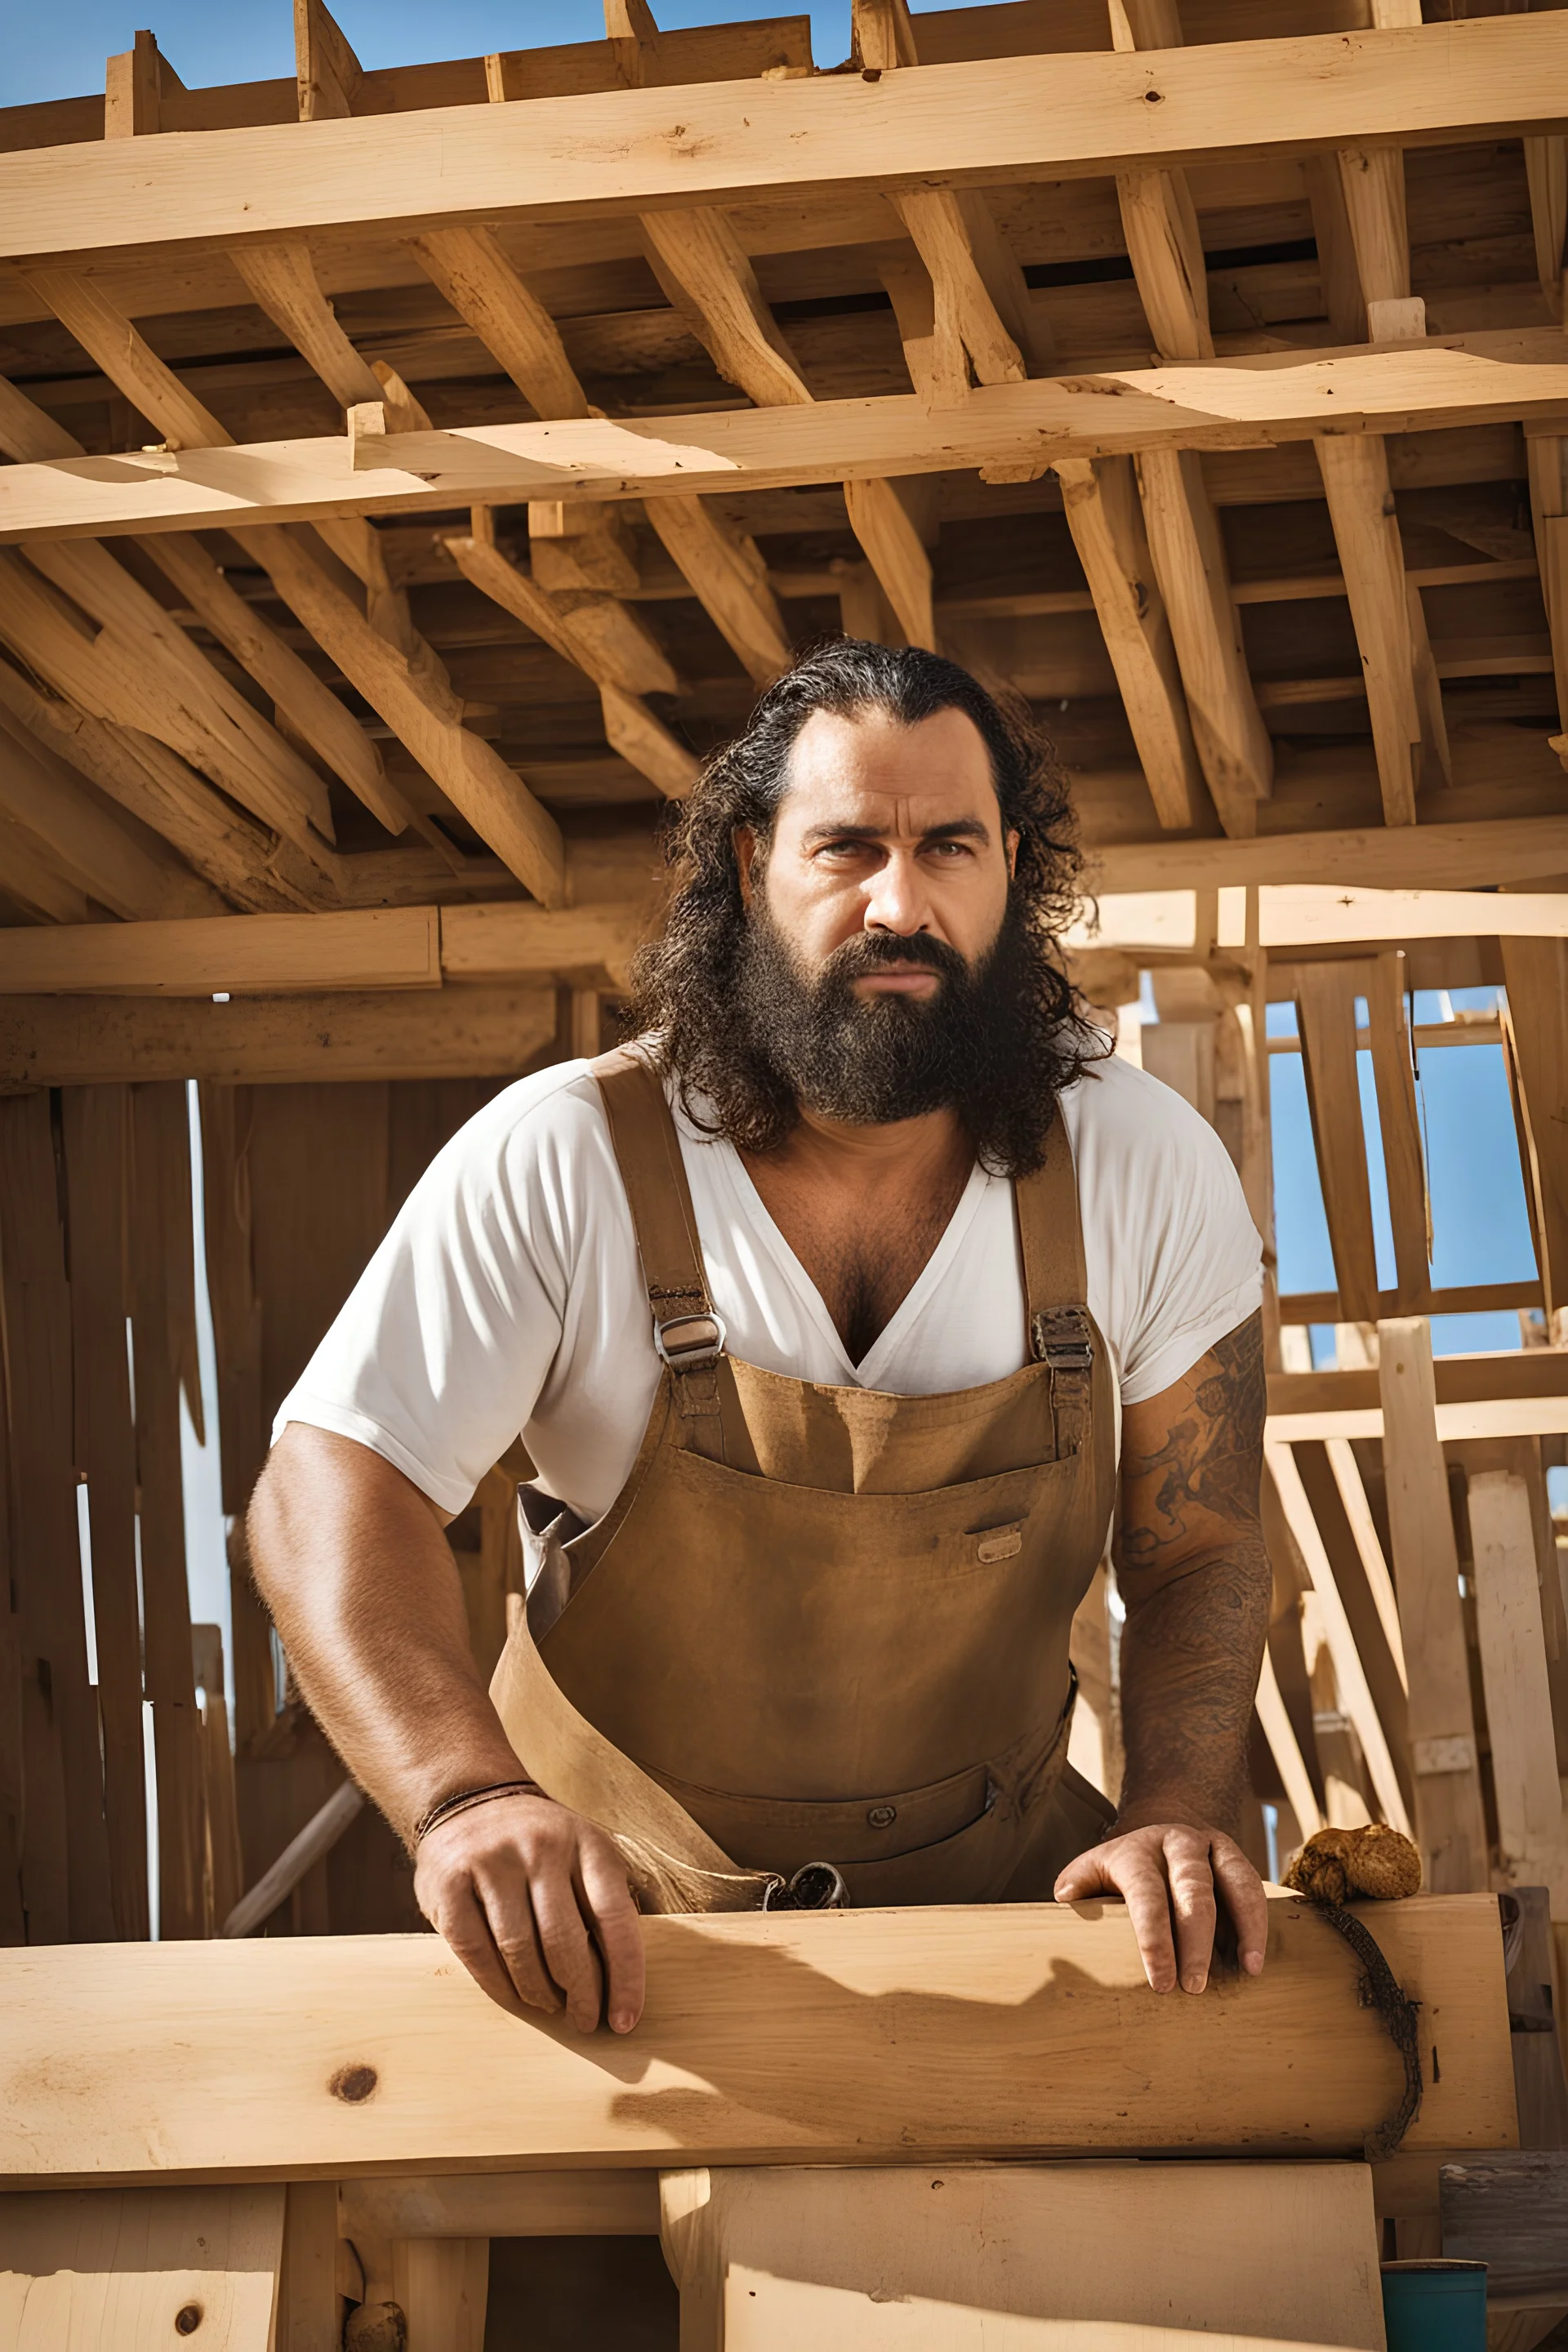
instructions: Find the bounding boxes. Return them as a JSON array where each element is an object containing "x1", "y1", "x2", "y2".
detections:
[
  {"x1": 592, "y1": 1049, "x2": 728, "y2": 1425},
  {"x1": 1016, "y1": 1110, "x2": 1096, "y2": 1454}
]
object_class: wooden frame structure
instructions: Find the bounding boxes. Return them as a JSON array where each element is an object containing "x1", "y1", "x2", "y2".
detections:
[{"x1": 2, "y1": 0, "x2": 1568, "y2": 2341}]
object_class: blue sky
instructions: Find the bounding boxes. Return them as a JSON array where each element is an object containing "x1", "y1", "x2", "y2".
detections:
[{"x1": 7, "y1": 0, "x2": 861, "y2": 104}]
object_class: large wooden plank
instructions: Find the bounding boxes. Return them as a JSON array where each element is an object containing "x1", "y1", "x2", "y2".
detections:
[
  {"x1": 7, "y1": 334, "x2": 1568, "y2": 545},
  {"x1": 0, "y1": 1897, "x2": 1517, "y2": 2185},
  {"x1": 0, "y1": 909, "x2": 442, "y2": 997},
  {"x1": 1089, "y1": 819, "x2": 1568, "y2": 894},
  {"x1": 1, "y1": 16, "x2": 1562, "y2": 260},
  {"x1": 660, "y1": 2163, "x2": 1385, "y2": 2352}
]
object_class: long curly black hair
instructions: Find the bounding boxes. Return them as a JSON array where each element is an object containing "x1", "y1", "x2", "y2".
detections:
[{"x1": 628, "y1": 640, "x2": 1103, "y2": 1176}]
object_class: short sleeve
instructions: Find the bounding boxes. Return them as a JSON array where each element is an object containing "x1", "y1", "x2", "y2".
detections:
[
  {"x1": 1063, "y1": 1057, "x2": 1264, "y2": 1407},
  {"x1": 271, "y1": 1064, "x2": 598, "y2": 1517}
]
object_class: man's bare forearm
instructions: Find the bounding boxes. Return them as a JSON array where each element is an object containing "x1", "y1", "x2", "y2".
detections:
[
  {"x1": 1113, "y1": 1312, "x2": 1271, "y2": 1838},
  {"x1": 248, "y1": 1424, "x2": 523, "y2": 1843},
  {"x1": 1116, "y1": 1539, "x2": 1271, "y2": 1833}
]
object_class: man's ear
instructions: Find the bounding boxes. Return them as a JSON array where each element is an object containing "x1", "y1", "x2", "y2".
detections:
[
  {"x1": 1005, "y1": 827, "x2": 1020, "y2": 880},
  {"x1": 735, "y1": 825, "x2": 758, "y2": 906}
]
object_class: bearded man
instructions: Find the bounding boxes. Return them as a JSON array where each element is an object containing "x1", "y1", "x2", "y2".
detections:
[{"x1": 252, "y1": 640, "x2": 1272, "y2": 2037}]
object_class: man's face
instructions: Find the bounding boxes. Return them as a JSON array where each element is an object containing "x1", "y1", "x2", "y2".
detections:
[
  {"x1": 730, "y1": 706, "x2": 1025, "y2": 1129},
  {"x1": 738, "y1": 706, "x2": 1017, "y2": 989}
]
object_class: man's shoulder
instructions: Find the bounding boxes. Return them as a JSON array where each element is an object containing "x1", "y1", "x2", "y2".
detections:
[{"x1": 1059, "y1": 1048, "x2": 1226, "y2": 1167}]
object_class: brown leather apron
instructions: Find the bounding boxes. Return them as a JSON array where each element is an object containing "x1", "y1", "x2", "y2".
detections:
[{"x1": 490, "y1": 1049, "x2": 1117, "y2": 1913}]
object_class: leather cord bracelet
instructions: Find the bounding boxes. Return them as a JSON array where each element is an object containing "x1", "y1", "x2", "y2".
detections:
[{"x1": 412, "y1": 1778, "x2": 543, "y2": 1849}]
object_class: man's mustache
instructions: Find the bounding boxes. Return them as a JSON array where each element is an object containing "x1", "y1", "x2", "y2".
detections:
[{"x1": 815, "y1": 931, "x2": 970, "y2": 986}]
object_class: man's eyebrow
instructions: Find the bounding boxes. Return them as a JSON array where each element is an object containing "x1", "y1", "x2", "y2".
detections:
[{"x1": 799, "y1": 816, "x2": 993, "y2": 846}]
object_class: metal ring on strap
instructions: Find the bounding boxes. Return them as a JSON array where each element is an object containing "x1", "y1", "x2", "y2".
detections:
[{"x1": 654, "y1": 1308, "x2": 728, "y2": 1370}]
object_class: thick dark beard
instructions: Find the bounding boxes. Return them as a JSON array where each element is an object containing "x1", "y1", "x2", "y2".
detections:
[{"x1": 733, "y1": 898, "x2": 1031, "y2": 1129}]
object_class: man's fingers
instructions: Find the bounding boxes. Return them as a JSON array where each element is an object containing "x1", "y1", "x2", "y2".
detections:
[
  {"x1": 432, "y1": 1879, "x2": 534, "y2": 2022},
  {"x1": 1212, "y1": 1834, "x2": 1269, "y2": 1976},
  {"x1": 1053, "y1": 1850, "x2": 1115, "y2": 1902},
  {"x1": 473, "y1": 1859, "x2": 566, "y2": 2019},
  {"x1": 1164, "y1": 1831, "x2": 1219, "y2": 1994},
  {"x1": 577, "y1": 1838, "x2": 646, "y2": 2035},
  {"x1": 530, "y1": 1869, "x2": 606, "y2": 2034},
  {"x1": 1089, "y1": 1850, "x2": 1179, "y2": 1993}
]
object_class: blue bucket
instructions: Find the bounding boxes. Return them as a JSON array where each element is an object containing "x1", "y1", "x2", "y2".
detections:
[{"x1": 1381, "y1": 2260, "x2": 1488, "y2": 2352}]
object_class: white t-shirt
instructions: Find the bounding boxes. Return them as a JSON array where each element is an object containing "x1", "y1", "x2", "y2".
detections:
[{"x1": 274, "y1": 1050, "x2": 1263, "y2": 1525}]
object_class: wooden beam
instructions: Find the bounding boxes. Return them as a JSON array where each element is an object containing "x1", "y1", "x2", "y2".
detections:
[
  {"x1": 0, "y1": 546, "x2": 336, "y2": 859},
  {"x1": 135, "y1": 532, "x2": 412, "y2": 837},
  {"x1": 1315, "y1": 435, "x2": 1447, "y2": 826},
  {"x1": 295, "y1": 0, "x2": 363, "y2": 122},
  {"x1": 1468, "y1": 1468, "x2": 1564, "y2": 1884},
  {"x1": 1525, "y1": 432, "x2": 1568, "y2": 768},
  {"x1": 1053, "y1": 455, "x2": 1203, "y2": 831},
  {"x1": 1500, "y1": 937, "x2": 1568, "y2": 1330},
  {"x1": 229, "y1": 239, "x2": 383, "y2": 408},
  {"x1": 0, "y1": 909, "x2": 441, "y2": 998},
  {"x1": 877, "y1": 249, "x2": 969, "y2": 412},
  {"x1": 1338, "y1": 144, "x2": 1423, "y2": 343},
  {"x1": 641, "y1": 207, "x2": 812, "y2": 411},
  {"x1": 10, "y1": 333, "x2": 1568, "y2": 545},
  {"x1": 0, "y1": 1897, "x2": 1517, "y2": 2186},
  {"x1": 1134, "y1": 444, "x2": 1272, "y2": 837},
  {"x1": 4, "y1": 16, "x2": 1563, "y2": 261},
  {"x1": 1295, "y1": 960, "x2": 1379, "y2": 1325},
  {"x1": 1377, "y1": 1316, "x2": 1490, "y2": 1895},
  {"x1": 0, "y1": 654, "x2": 314, "y2": 915},
  {"x1": 0, "y1": 986, "x2": 559, "y2": 1086},
  {"x1": 407, "y1": 224, "x2": 592, "y2": 421},
  {"x1": 236, "y1": 523, "x2": 566, "y2": 904},
  {"x1": 1270, "y1": 1352, "x2": 1568, "y2": 1421},
  {"x1": 0, "y1": 704, "x2": 224, "y2": 923},
  {"x1": 1525, "y1": 138, "x2": 1566, "y2": 327},
  {"x1": 641, "y1": 497, "x2": 791, "y2": 685},
  {"x1": 889, "y1": 191, "x2": 1050, "y2": 385},
  {"x1": 1364, "y1": 948, "x2": 1429, "y2": 1313},
  {"x1": 341, "y1": 2172, "x2": 662, "y2": 2239},
  {"x1": 842, "y1": 479, "x2": 934, "y2": 650},
  {"x1": 1441, "y1": 2153, "x2": 1568, "y2": 2307},
  {"x1": 1108, "y1": 2, "x2": 1213, "y2": 365},
  {"x1": 1089, "y1": 816, "x2": 1568, "y2": 895},
  {"x1": 104, "y1": 29, "x2": 182, "y2": 142}
]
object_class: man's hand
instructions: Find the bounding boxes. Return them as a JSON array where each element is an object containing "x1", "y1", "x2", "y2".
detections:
[
  {"x1": 1054, "y1": 1821, "x2": 1267, "y2": 1993},
  {"x1": 413, "y1": 1791, "x2": 646, "y2": 2035}
]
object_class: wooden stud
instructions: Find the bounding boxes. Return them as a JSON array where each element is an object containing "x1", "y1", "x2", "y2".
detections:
[
  {"x1": 0, "y1": 1093, "x2": 114, "y2": 1944},
  {"x1": 104, "y1": 29, "x2": 182, "y2": 142},
  {"x1": 1467, "y1": 1469, "x2": 1564, "y2": 1888},
  {"x1": 192, "y1": 1624, "x2": 246, "y2": 1934},
  {"x1": 889, "y1": 191, "x2": 1042, "y2": 385},
  {"x1": 877, "y1": 251, "x2": 969, "y2": 412},
  {"x1": 280, "y1": 2179, "x2": 341, "y2": 2352},
  {"x1": 1377, "y1": 1316, "x2": 1490, "y2": 1894},
  {"x1": 1303, "y1": 154, "x2": 1367, "y2": 343},
  {"x1": 1525, "y1": 434, "x2": 1568, "y2": 768},
  {"x1": 599, "y1": 684, "x2": 700, "y2": 800},
  {"x1": 130, "y1": 1084, "x2": 206, "y2": 1943},
  {"x1": 295, "y1": 0, "x2": 363, "y2": 122},
  {"x1": 1053, "y1": 455, "x2": 1203, "y2": 831},
  {"x1": 1500, "y1": 937, "x2": 1568, "y2": 1331},
  {"x1": 1134, "y1": 445, "x2": 1272, "y2": 837},
  {"x1": 1295, "y1": 961, "x2": 1379, "y2": 1326},
  {"x1": 842, "y1": 479, "x2": 935, "y2": 651},
  {"x1": 1337, "y1": 145, "x2": 1414, "y2": 315},
  {"x1": 639, "y1": 209, "x2": 813, "y2": 411},
  {"x1": 1314, "y1": 434, "x2": 1447, "y2": 826},
  {"x1": 1524, "y1": 136, "x2": 1566, "y2": 324},
  {"x1": 853, "y1": 0, "x2": 918, "y2": 70},
  {"x1": 61, "y1": 1088, "x2": 149, "y2": 1944},
  {"x1": 1364, "y1": 950, "x2": 1429, "y2": 1313}
]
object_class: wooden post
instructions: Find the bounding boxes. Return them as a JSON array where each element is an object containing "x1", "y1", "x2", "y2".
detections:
[
  {"x1": 1377, "y1": 1316, "x2": 1490, "y2": 1892},
  {"x1": 1468, "y1": 1470, "x2": 1564, "y2": 1892}
]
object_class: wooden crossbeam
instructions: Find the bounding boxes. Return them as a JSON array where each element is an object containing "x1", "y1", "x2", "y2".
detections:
[
  {"x1": 0, "y1": 986, "x2": 560, "y2": 1087},
  {"x1": 0, "y1": 1898, "x2": 1517, "y2": 2185},
  {"x1": 1109, "y1": 0, "x2": 1214, "y2": 366},
  {"x1": 1294, "y1": 961, "x2": 1380, "y2": 1328},
  {"x1": 2, "y1": 16, "x2": 1561, "y2": 262},
  {"x1": 0, "y1": 703, "x2": 222, "y2": 924},
  {"x1": 1089, "y1": 816, "x2": 1568, "y2": 893},
  {"x1": 1501, "y1": 937, "x2": 1568, "y2": 1330},
  {"x1": 10, "y1": 335, "x2": 1568, "y2": 546}
]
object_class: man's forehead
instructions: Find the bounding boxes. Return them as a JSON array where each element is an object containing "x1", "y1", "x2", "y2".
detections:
[{"x1": 776, "y1": 706, "x2": 999, "y2": 832}]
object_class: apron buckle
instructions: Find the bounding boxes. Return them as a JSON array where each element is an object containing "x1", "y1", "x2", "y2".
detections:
[
  {"x1": 654, "y1": 1308, "x2": 728, "y2": 1370},
  {"x1": 763, "y1": 1861, "x2": 850, "y2": 1912},
  {"x1": 1030, "y1": 1305, "x2": 1094, "y2": 1369}
]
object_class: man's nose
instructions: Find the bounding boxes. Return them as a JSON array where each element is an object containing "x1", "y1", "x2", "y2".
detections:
[{"x1": 862, "y1": 853, "x2": 930, "y2": 935}]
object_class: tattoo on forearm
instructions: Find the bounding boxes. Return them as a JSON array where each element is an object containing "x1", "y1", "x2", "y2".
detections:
[{"x1": 1113, "y1": 1312, "x2": 1271, "y2": 1833}]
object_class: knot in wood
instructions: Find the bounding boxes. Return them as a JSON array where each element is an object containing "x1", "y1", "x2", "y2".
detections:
[{"x1": 329, "y1": 2061, "x2": 379, "y2": 2103}]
